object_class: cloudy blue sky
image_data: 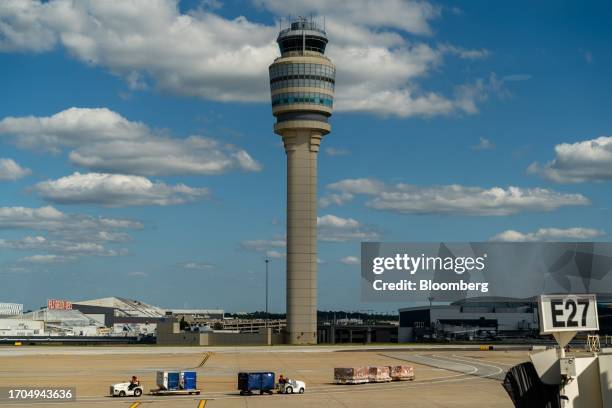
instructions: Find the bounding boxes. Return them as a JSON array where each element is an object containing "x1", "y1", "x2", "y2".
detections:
[{"x1": 1, "y1": 0, "x2": 611, "y2": 312}]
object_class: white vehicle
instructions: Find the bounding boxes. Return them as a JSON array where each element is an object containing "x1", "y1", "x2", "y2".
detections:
[
  {"x1": 110, "y1": 382, "x2": 143, "y2": 397},
  {"x1": 277, "y1": 379, "x2": 306, "y2": 394}
]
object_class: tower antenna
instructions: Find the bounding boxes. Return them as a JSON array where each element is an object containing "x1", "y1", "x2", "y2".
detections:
[{"x1": 301, "y1": 16, "x2": 306, "y2": 54}]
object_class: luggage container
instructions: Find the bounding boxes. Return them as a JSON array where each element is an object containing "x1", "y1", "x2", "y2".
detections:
[
  {"x1": 151, "y1": 371, "x2": 200, "y2": 395},
  {"x1": 368, "y1": 366, "x2": 391, "y2": 383},
  {"x1": 388, "y1": 365, "x2": 415, "y2": 381},
  {"x1": 238, "y1": 372, "x2": 275, "y2": 395},
  {"x1": 334, "y1": 367, "x2": 369, "y2": 384},
  {"x1": 181, "y1": 371, "x2": 197, "y2": 390},
  {"x1": 156, "y1": 371, "x2": 180, "y2": 390}
]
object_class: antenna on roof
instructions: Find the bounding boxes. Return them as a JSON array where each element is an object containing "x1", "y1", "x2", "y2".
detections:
[{"x1": 302, "y1": 15, "x2": 306, "y2": 54}]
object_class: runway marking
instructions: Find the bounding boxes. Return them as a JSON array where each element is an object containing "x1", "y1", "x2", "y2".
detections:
[
  {"x1": 381, "y1": 353, "x2": 479, "y2": 376},
  {"x1": 380, "y1": 352, "x2": 510, "y2": 383},
  {"x1": 449, "y1": 354, "x2": 507, "y2": 372},
  {"x1": 128, "y1": 402, "x2": 141, "y2": 408},
  {"x1": 451, "y1": 354, "x2": 517, "y2": 366},
  {"x1": 416, "y1": 354, "x2": 480, "y2": 375},
  {"x1": 197, "y1": 400, "x2": 207, "y2": 407},
  {"x1": 440, "y1": 354, "x2": 506, "y2": 380}
]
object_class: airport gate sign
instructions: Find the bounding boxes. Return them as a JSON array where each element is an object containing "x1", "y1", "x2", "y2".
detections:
[{"x1": 538, "y1": 294, "x2": 598, "y2": 335}]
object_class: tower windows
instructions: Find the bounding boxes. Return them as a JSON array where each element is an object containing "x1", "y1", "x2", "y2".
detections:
[
  {"x1": 270, "y1": 76, "x2": 335, "y2": 91},
  {"x1": 278, "y1": 36, "x2": 327, "y2": 54},
  {"x1": 271, "y1": 92, "x2": 333, "y2": 108},
  {"x1": 269, "y1": 63, "x2": 335, "y2": 82},
  {"x1": 269, "y1": 63, "x2": 336, "y2": 92}
]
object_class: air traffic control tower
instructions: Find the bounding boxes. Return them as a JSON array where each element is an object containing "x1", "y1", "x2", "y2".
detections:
[{"x1": 269, "y1": 18, "x2": 335, "y2": 344}]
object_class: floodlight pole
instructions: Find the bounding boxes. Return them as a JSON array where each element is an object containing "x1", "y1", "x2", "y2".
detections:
[{"x1": 265, "y1": 258, "x2": 269, "y2": 326}]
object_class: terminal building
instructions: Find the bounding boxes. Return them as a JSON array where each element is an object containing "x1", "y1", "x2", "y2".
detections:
[
  {"x1": 318, "y1": 323, "x2": 398, "y2": 344},
  {"x1": 399, "y1": 297, "x2": 537, "y2": 342},
  {"x1": 399, "y1": 295, "x2": 612, "y2": 342},
  {"x1": 0, "y1": 302, "x2": 23, "y2": 317}
]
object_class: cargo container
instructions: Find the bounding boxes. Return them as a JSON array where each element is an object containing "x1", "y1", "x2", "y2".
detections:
[
  {"x1": 334, "y1": 367, "x2": 369, "y2": 384},
  {"x1": 151, "y1": 371, "x2": 200, "y2": 395},
  {"x1": 368, "y1": 366, "x2": 392, "y2": 383},
  {"x1": 181, "y1": 371, "x2": 197, "y2": 390},
  {"x1": 238, "y1": 372, "x2": 275, "y2": 395},
  {"x1": 157, "y1": 371, "x2": 179, "y2": 390},
  {"x1": 388, "y1": 365, "x2": 415, "y2": 381}
]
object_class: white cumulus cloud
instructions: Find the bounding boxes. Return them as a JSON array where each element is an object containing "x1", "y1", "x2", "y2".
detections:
[
  {"x1": 0, "y1": 235, "x2": 127, "y2": 257},
  {"x1": 0, "y1": 0, "x2": 58, "y2": 52},
  {"x1": 180, "y1": 261, "x2": 214, "y2": 270},
  {"x1": 0, "y1": 205, "x2": 141, "y2": 237},
  {"x1": 241, "y1": 239, "x2": 286, "y2": 252},
  {"x1": 528, "y1": 136, "x2": 612, "y2": 183},
  {"x1": 265, "y1": 250, "x2": 285, "y2": 259},
  {"x1": 0, "y1": 205, "x2": 140, "y2": 261},
  {"x1": 322, "y1": 178, "x2": 590, "y2": 216},
  {"x1": 240, "y1": 239, "x2": 286, "y2": 258},
  {"x1": 471, "y1": 137, "x2": 495, "y2": 150},
  {"x1": 340, "y1": 256, "x2": 360, "y2": 265},
  {"x1": 324, "y1": 147, "x2": 350, "y2": 157},
  {"x1": 319, "y1": 192, "x2": 354, "y2": 208},
  {"x1": 19, "y1": 254, "x2": 76, "y2": 264},
  {"x1": 0, "y1": 158, "x2": 31, "y2": 180},
  {"x1": 438, "y1": 43, "x2": 490, "y2": 59},
  {"x1": 127, "y1": 271, "x2": 148, "y2": 278},
  {"x1": 490, "y1": 227, "x2": 605, "y2": 242},
  {"x1": 317, "y1": 214, "x2": 379, "y2": 242},
  {"x1": 0, "y1": 107, "x2": 261, "y2": 175},
  {"x1": 34, "y1": 172, "x2": 209, "y2": 207}
]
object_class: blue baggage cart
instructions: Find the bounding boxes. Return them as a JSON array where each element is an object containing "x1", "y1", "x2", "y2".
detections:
[
  {"x1": 238, "y1": 372, "x2": 275, "y2": 395},
  {"x1": 151, "y1": 371, "x2": 201, "y2": 396}
]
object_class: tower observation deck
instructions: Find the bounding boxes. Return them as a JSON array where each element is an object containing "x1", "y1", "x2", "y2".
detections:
[{"x1": 269, "y1": 17, "x2": 335, "y2": 345}]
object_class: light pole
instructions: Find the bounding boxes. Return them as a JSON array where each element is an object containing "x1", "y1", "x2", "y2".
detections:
[{"x1": 265, "y1": 258, "x2": 269, "y2": 326}]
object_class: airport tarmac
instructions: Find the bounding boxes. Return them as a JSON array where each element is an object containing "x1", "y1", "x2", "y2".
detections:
[{"x1": 0, "y1": 345, "x2": 528, "y2": 407}]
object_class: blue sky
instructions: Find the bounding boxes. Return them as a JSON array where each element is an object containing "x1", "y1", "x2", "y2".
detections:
[{"x1": 1, "y1": 0, "x2": 611, "y2": 312}]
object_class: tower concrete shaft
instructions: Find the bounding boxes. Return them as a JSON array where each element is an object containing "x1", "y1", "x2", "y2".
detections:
[
  {"x1": 283, "y1": 129, "x2": 320, "y2": 344},
  {"x1": 269, "y1": 17, "x2": 335, "y2": 344}
]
